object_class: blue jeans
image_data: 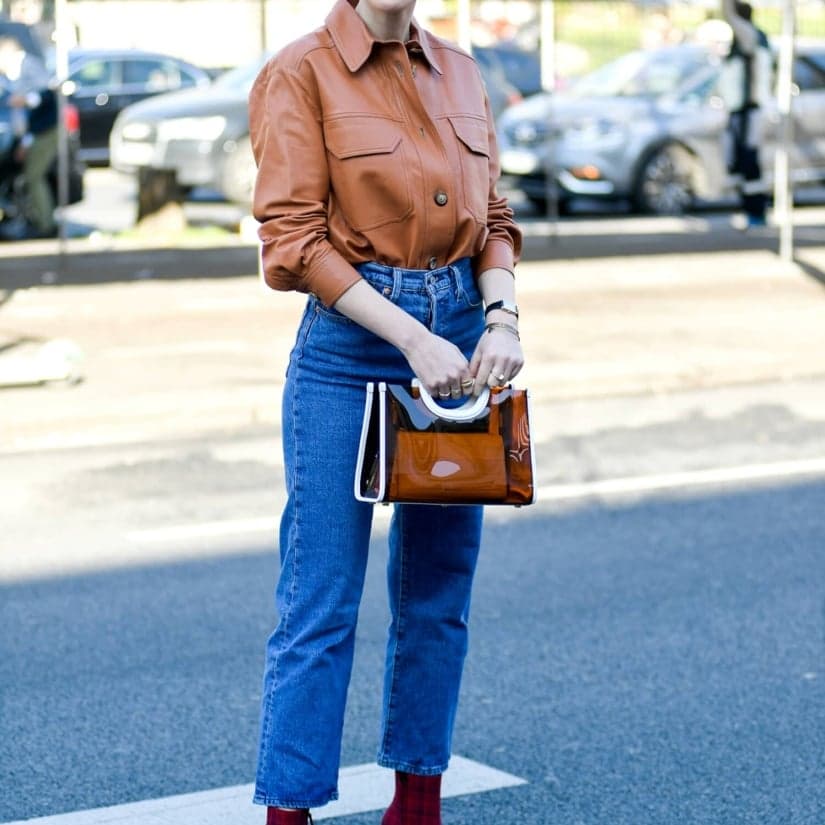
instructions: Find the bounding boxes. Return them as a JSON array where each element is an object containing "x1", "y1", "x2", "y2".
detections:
[{"x1": 254, "y1": 259, "x2": 486, "y2": 809}]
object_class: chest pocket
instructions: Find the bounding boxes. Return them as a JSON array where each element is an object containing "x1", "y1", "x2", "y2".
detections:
[
  {"x1": 325, "y1": 118, "x2": 412, "y2": 232},
  {"x1": 449, "y1": 115, "x2": 490, "y2": 223}
]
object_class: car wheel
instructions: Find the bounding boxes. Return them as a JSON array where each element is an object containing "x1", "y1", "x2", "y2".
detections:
[
  {"x1": 633, "y1": 143, "x2": 695, "y2": 215},
  {"x1": 221, "y1": 136, "x2": 256, "y2": 206}
]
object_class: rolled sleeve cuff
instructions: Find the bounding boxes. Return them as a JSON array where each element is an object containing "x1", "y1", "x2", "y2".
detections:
[
  {"x1": 259, "y1": 242, "x2": 362, "y2": 306},
  {"x1": 303, "y1": 246, "x2": 363, "y2": 307},
  {"x1": 476, "y1": 239, "x2": 516, "y2": 278}
]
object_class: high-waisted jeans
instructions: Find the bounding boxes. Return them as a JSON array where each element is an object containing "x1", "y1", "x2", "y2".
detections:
[{"x1": 254, "y1": 258, "x2": 486, "y2": 809}]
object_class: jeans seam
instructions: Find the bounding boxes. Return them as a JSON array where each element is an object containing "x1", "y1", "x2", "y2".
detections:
[{"x1": 380, "y1": 506, "x2": 409, "y2": 759}]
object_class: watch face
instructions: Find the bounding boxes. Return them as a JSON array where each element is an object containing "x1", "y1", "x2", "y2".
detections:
[{"x1": 485, "y1": 300, "x2": 519, "y2": 318}]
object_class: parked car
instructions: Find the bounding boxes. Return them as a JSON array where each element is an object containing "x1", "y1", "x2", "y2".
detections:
[
  {"x1": 110, "y1": 54, "x2": 266, "y2": 207},
  {"x1": 64, "y1": 48, "x2": 211, "y2": 165},
  {"x1": 497, "y1": 43, "x2": 825, "y2": 215},
  {"x1": 0, "y1": 18, "x2": 46, "y2": 61}
]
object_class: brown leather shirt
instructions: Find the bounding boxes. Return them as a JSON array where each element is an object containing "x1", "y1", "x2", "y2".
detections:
[{"x1": 248, "y1": 0, "x2": 522, "y2": 307}]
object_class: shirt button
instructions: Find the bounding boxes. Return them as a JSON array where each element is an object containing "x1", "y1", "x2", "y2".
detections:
[
  {"x1": 434, "y1": 191, "x2": 448, "y2": 206},
  {"x1": 428, "y1": 256, "x2": 438, "y2": 270}
]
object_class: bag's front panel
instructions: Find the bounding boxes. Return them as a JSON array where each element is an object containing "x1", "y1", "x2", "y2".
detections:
[{"x1": 389, "y1": 431, "x2": 507, "y2": 503}]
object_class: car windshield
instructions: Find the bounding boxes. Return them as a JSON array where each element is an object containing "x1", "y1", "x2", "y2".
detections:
[
  {"x1": 213, "y1": 54, "x2": 270, "y2": 92},
  {"x1": 568, "y1": 49, "x2": 707, "y2": 99}
]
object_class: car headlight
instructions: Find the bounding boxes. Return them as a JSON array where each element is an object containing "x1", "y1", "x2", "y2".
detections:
[
  {"x1": 156, "y1": 116, "x2": 227, "y2": 142},
  {"x1": 120, "y1": 121, "x2": 154, "y2": 141},
  {"x1": 564, "y1": 118, "x2": 625, "y2": 146}
]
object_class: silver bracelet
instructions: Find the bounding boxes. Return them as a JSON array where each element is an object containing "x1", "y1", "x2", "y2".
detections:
[{"x1": 485, "y1": 322, "x2": 520, "y2": 341}]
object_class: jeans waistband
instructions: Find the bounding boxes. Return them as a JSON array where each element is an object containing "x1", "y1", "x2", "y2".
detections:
[{"x1": 355, "y1": 258, "x2": 473, "y2": 301}]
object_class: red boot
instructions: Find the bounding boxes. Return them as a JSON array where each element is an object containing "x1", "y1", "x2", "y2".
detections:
[
  {"x1": 382, "y1": 771, "x2": 442, "y2": 825},
  {"x1": 266, "y1": 808, "x2": 312, "y2": 825}
]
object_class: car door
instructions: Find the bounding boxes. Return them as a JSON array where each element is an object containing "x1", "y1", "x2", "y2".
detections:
[
  {"x1": 118, "y1": 58, "x2": 181, "y2": 110},
  {"x1": 791, "y1": 52, "x2": 825, "y2": 183},
  {"x1": 67, "y1": 56, "x2": 120, "y2": 160}
]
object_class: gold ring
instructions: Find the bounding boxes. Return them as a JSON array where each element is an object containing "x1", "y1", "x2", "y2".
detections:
[{"x1": 461, "y1": 378, "x2": 474, "y2": 388}]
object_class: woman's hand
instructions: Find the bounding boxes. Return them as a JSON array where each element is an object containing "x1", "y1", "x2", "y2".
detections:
[
  {"x1": 402, "y1": 329, "x2": 474, "y2": 400},
  {"x1": 333, "y1": 281, "x2": 477, "y2": 399},
  {"x1": 469, "y1": 324, "x2": 524, "y2": 396}
]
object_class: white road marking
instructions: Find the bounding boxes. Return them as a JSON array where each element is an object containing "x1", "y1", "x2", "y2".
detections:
[
  {"x1": 126, "y1": 456, "x2": 825, "y2": 545},
  {"x1": 2, "y1": 756, "x2": 527, "y2": 824},
  {"x1": 538, "y1": 456, "x2": 825, "y2": 502}
]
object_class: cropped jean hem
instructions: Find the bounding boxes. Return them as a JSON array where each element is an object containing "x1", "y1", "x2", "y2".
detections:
[
  {"x1": 252, "y1": 789, "x2": 339, "y2": 808},
  {"x1": 376, "y1": 756, "x2": 449, "y2": 776}
]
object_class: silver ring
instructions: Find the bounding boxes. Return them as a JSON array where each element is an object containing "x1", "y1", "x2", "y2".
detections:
[
  {"x1": 438, "y1": 390, "x2": 451, "y2": 398},
  {"x1": 496, "y1": 373, "x2": 506, "y2": 382}
]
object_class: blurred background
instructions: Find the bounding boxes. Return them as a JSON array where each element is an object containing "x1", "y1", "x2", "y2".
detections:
[{"x1": 1, "y1": 0, "x2": 824, "y2": 235}]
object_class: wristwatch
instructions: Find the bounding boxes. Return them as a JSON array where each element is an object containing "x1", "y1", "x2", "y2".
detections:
[{"x1": 484, "y1": 300, "x2": 519, "y2": 319}]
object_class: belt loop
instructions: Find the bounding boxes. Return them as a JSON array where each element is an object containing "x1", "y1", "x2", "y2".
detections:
[
  {"x1": 449, "y1": 263, "x2": 462, "y2": 300},
  {"x1": 391, "y1": 267, "x2": 403, "y2": 301}
]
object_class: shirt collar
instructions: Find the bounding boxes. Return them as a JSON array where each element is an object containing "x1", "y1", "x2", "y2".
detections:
[{"x1": 326, "y1": 0, "x2": 442, "y2": 75}]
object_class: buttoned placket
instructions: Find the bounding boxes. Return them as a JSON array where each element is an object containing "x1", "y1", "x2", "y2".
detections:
[{"x1": 387, "y1": 43, "x2": 455, "y2": 273}]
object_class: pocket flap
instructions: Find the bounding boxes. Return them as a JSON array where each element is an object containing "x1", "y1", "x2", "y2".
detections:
[
  {"x1": 326, "y1": 126, "x2": 401, "y2": 160},
  {"x1": 449, "y1": 116, "x2": 490, "y2": 156}
]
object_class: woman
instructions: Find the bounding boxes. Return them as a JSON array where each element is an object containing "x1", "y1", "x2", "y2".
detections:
[{"x1": 248, "y1": 2, "x2": 523, "y2": 823}]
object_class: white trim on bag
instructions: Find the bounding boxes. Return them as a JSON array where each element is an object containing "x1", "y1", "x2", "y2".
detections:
[{"x1": 354, "y1": 382, "x2": 388, "y2": 503}]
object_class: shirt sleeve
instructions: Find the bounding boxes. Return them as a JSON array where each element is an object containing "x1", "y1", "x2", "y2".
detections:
[
  {"x1": 248, "y1": 60, "x2": 363, "y2": 306},
  {"x1": 475, "y1": 93, "x2": 523, "y2": 276}
]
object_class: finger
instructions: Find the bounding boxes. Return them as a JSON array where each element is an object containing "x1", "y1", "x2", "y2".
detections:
[
  {"x1": 460, "y1": 376, "x2": 475, "y2": 396},
  {"x1": 487, "y1": 368, "x2": 508, "y2": 388},
  {"x1": 469, "y1": 345, "x2": 482, "y2": 376}
]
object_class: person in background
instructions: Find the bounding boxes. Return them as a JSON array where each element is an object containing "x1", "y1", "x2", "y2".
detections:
[
  {"x1": 0, "y1": 35, "x2": 58, "y2": 238},
  {"x1": 720, "y1": 0, "x2": 771, "y2": 228},
  {"x1": 247, "y1": 1, "x2": 523, "y2": 823}
]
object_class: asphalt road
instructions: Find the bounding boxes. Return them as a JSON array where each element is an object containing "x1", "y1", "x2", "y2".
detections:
[
  {"x1": 3, "y1": 372, "x2": 825, "y2": 824},
  {"x1": 2, "y1": 459, "x2": 825, "y2": 824}
]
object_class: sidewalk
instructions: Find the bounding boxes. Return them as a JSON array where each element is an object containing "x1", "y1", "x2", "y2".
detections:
[{"x1": 2, "y1": 234, "x2": 824, "y2": 453}]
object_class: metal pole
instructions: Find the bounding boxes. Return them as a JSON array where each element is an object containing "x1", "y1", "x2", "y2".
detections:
[
  {"x1": 774, "y1": 0, "x2": 795, "y2": 262},
  {"x1": 539, "y1": 0, "x2": 555, "y2": 92},
  {"x1": 456, "y1": 0, "x2": 472, "y2": 53},
  {"x1": 540, "y1": 0, "x2": 558, "y2": 230},
  {"x1": 259, "y1": 0, "x2": 267, "y2": 53},
  {"x1": 54, "y1": 0, "x2": 70, "y2": 262}
]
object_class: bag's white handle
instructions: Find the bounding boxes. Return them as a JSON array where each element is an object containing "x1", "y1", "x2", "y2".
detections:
[{"x1": 412, "y1": 378, "x2": 491, "y2": 423}]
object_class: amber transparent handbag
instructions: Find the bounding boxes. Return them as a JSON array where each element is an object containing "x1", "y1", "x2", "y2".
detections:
[{"x1": 354, "y1": 379, "x2": 535, "y2": 506}]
